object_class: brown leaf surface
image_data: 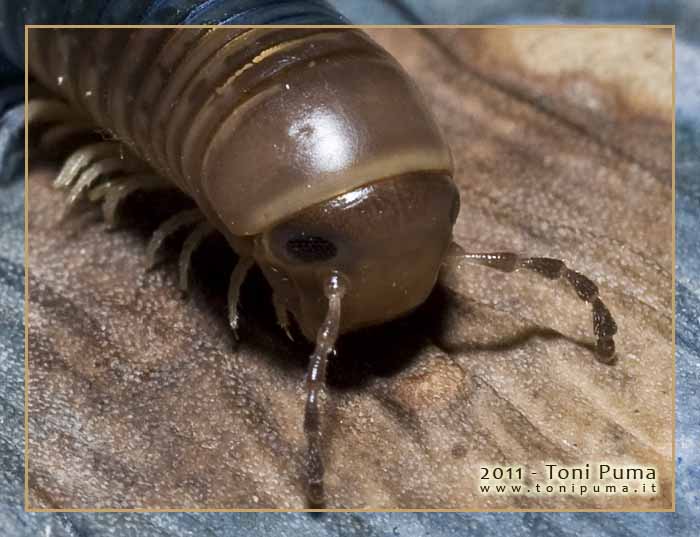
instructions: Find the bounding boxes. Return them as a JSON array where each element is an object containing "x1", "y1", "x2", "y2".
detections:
[{"x1": 27, "y1": 28, "x2": 673, "y2": 509}]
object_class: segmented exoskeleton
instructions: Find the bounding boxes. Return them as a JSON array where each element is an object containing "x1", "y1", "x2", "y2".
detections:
[{"x1": 11, "y1": 2, "x2": 618, "y2": 508}]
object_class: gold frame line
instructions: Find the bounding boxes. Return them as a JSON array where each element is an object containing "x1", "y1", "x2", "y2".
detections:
[{"x1": 23, "y1": 23, "x2": 677, "y2": 514}]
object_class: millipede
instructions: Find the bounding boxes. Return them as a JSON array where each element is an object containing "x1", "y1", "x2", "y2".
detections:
[{"x1": 14, "y1": 2, "x2": 619, "y2": 508}]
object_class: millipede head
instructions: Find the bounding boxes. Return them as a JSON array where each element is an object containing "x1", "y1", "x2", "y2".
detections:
[{"x1": 252, "y1": 171, "x2": 460, "y2": 341}]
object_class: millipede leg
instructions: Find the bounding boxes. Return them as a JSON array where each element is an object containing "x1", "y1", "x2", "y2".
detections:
[
  {"x1": 100, "y1": 175, "x2": 170, "y2": 227},
  {"x1": 445, "y1": 243, "x2": 617, "y2": 361},
  {"x1": 63, "y1": 156, "x2": 142, "y2": 215},
  {"x1": 227, "y1": 256, "x2": 254, "y2": 340},
  {"x1": 145, "y1": 209, "x2": 204, "y2": 270},
  {"x1": 55, "y1": 141, "x2": 125, "y2": 188},
  {"x1": 303, "y1": 273, "x2": 346, "y2": 507},
  {"x1": 273, "y1": 292, "x2": 294, "y2": 341},
  {"x1": 26, "y1": 98, "x2": 77, "y2": 126},
  {"x1": 38, "y1": 121, "x2": 94, "y2": 151},
  {"x1": 178, "y1": 221, "x2": 215, "y2": 294}
]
